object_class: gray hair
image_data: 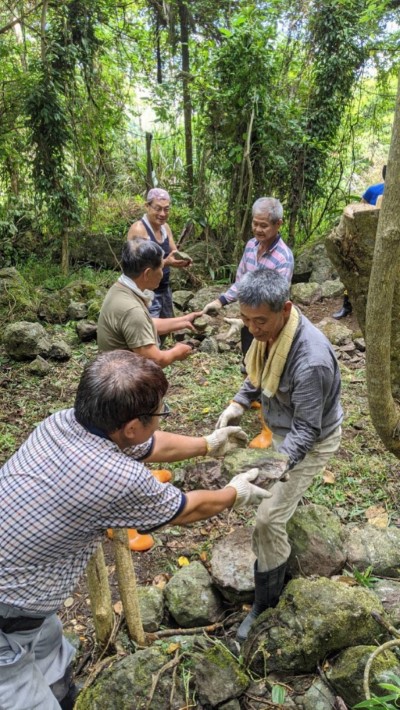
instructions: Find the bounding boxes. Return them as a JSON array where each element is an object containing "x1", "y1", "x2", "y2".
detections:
[
  {"x1": 252, "y1": 197, "x2": 283, "y2": 222},
  {"x1": 238, "y1": 269, "x2": 290, "y2": 312},
  {"x1": 122, "y1": 239, "x2": 163, "y2": 278}
]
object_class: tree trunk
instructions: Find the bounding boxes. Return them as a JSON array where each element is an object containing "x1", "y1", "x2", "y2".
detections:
[
  {"x1": 86, "y1": 545, "x2": 114, "y2": 648},
  {"x1": 112, "y1": 528, "x2": 145, "y2": 646},
  {"x1": 365, "y1": 70, "x2": 400, "y2": 457},
  {"x1": 145, "y1": 132, "x2": 153, "y2": 193},
  {"x1": 178, "y1": 0, "x2": 193, "y2": 204},
  {"x1": 61, "y1": 228, "x2": 69, "y2": 275}
]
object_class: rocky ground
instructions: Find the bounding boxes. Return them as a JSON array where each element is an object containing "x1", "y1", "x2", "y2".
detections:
[{"x1": 1, "y1": 290, "x2": 400, "y2": 707}]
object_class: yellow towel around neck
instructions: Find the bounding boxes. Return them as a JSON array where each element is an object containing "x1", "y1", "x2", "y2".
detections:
[{"x1": 244, "y1": 306, "x2": 300, "y2": 398}]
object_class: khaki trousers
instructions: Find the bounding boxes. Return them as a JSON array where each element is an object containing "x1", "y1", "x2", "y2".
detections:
[{"x1": 252, "y1": 427, "x2": 342, "y2": 572}]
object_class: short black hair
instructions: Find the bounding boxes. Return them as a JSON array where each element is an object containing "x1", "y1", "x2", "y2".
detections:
[
  {"x1": 122, "y1": 239, "x2": 163, "y2": 278},
  {"x1": 75, "y1": 351, "x2": 168, "y2": 432}
]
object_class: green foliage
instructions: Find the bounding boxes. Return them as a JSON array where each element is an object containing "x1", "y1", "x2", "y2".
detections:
[
  {"x1": 351, "y1": 566, "x2": 380, "y2": 588},
  {"x1": 354, "y1": 673, "x2": 400, "y2": 709}
]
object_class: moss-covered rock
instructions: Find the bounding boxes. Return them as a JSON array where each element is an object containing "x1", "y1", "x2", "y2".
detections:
[
  {"x1": 137, "y1": 586, "x2": 164, "y2": 633},
  {"x1": 194, "y1": 643, "x2": 249, "y2": 706},
  {"x1": 0, "y1": 267, "x2": 38, "y2": 326},
  {"x1": 291, "y1": 282, "x2": 322, "y2": 305},
  {"x1": 244, "y1": 577, "x2": 388, "y2": 676},
  {"x1": 344, "y1": 524, "x2": 400, "y2": 577},
  {"x1": 3, "y1": 321, "x2": 52, "y2": 360},
  {"x1": 287, "y1": 504, "x2": 346, "y2": 577},
  {"x1": 221, "y1": 448, "x2": 288, "y2": 482},
  {"x1": 164, "y1": 561, "x2": 224, "y2": 627},
  {"x1": 37, "y1": 281, "x2": 108, "y2": 324},
  {"x1": 326, "y1": 645, "x2": 400, "y2": 706}
]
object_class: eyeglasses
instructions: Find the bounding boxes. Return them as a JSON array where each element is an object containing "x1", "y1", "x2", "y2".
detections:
[
  {"x1": 137, "y1": 403, "x2": 171, "y2": 419},
  {"x1": 150, "y1": 205, "x2": 170, "y2": 214}
]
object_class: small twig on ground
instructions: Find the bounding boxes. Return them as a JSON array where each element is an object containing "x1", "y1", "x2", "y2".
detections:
[
  {"x1": 146, "y1": 649, "x2": 182, "y2": 710},
  {"x1": 146, "y1": 615, "x2": 240, "y2": 642},
  {"x1": 371, "y1": 610, "x2": 400, "y2": 638}
]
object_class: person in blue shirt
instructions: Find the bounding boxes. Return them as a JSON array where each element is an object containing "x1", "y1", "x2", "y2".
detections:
[{"x1": 333, "y1": 165, "x2": 386, "y2": 319}]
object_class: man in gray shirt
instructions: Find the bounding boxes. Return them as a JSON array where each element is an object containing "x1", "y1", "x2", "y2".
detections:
[{"x1": 216, "y1": 269, "x2": 342, "y2": 642}]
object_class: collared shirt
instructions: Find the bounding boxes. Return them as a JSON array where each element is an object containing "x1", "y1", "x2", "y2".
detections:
[
  {"x1": 220, "y1": 235, "x2": 294, "y2": 305},
  {"x1": 97, "y1": 281, "x2": 158, "y2": 352},
  {"x1": 233, "y1": 312, "x2": 343, "y2": 467},
  {"x1": 0, "y1": 409, "x2": 185, "y2": 612}
]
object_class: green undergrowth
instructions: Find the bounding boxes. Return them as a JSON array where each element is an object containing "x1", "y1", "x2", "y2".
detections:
[{"x1": 1, "y1": 339, "x2": 399, "y2": 522}]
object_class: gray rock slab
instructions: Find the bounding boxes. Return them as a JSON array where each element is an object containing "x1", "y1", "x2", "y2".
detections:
[
  {"x1": 291, "y1": 282, "x2": 323, "y2": 305},
  {"x1": 165, "y1": 561, "x2": 224, "y2": 627},
  {"x1": 67, "y1": 301, "x2": 88, "y2": 320},
  {"x1": 76, "y1": 320, "x2": 97, "y2": 342},
  {"x1": 194, "y1": 644, "x2": 249, "y2": 706},
  {"x1": 28, "y1": 355, "x2": 51, "y2": 376},
  {"x1": 172, "y1": 290, "x2": 194, "y2": 310},
  {"x1": 373, "y1": 579, "x2": 400, "y2": 625},
  {"x1": 221, "y1": 448, "x2": 288, "y2": 482},
  {"x1": 317, "y1": 320, "x2": 353, "y2": 345},
  {"x1": 187, "y1": 286, "x2": 223, "y2": 312},
  {"x1": 198, "y1": 336, "x2": 219, "y2": 354},
  {"x1": 210, "y1": 528, "x2": 256, "y2": 603},
  {"x1": 3, "y1": 321, "x2": 52, "y2": 361},
  {"x1": 344, "y1": 524, "x2": 400, "y2": 577},
  {"x1": 137, "y1": 586, "x2": 164, "y2": 632},
  {"x1": 302, "y1": 677, "x2": 336, "y2": 710},
  {"x1": 287, "y1": 504, "x2": 346, "y2": 577},
  {"x1": 48, "y1": 339, "x2": 72, "y2": 361},
  {"x1": 320, "y1": 279, "x2": 344, "y2": 298}
]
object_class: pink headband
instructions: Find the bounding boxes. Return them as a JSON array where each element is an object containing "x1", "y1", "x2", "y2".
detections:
[{"x1": 147, "y1": 188, "x2": 170, "y2": 202}]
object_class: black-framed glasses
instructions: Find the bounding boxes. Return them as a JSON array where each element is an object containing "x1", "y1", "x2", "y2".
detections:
[{"x1": 137, "y1": 403, "x2": 171, "y2": 419}]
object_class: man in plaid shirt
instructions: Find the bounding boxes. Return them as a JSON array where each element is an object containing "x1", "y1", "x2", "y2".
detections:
[{"x1": 0, "y1": 351, "x2": 270, "y2": 709}]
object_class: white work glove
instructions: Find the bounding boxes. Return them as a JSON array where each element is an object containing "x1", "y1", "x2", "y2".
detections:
[
  {"x1": 204, "y1": 426, "x2": 248, "y2": 456},
  {"x1": 222, "y1": 317, "x2": 244, "y2": 342},
  {"x1": 226, "y1": 468, "x2": 273, "y2": 508},
  {"x1": 202, "y1": 299, "x2": 223, "y2": 315},
  {"x1": 216, "y1": 402, "x2": 245, "y2": 429}
]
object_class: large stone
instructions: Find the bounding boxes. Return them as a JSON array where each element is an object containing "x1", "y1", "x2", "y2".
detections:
[
  {"x1": 164, "y1": 561, "x2": 224, "y2": 627},
  {"x1": 291, "y1": 282, "x2": 322, "y2": 305},
  {"x1": 137, "y1": 586, "x2": 164, "y2": 632},
  {"x1": 325, "y1": 203, "x2": 400, "y2": 398},
  {"x1": 320, "y1": 279, "x2": 345, "y2": 298},
  {"x1": 317, "y1": 319, "x2": 353, "y2": 345},
  {"x1": 198, "y1": 336, "x2": 219, "y2": 354},
  {"x1": 172, "y1": 290, "x2": 194, "y2": 310},
  {"x1": 302, "y1": 677, "x2": 336, "y2": 710},
  {"x1": 244, "y1": 577, "x2": 388, "y2": 675},
  {"x1": 67, "y1": 301, "x2": 88, "y2": 320},
  {"x1": 48, "y1": 339, "x2": 72, "y2": 361},
  {"x1": 38, "y1": 281, "x2": 108, "y2": 324},
  {"x1": 326, "y1": 645, "x2": 400, "y2": 706},
  {"x1": 194, "y1": 643, "x2": 249, "y2": 706},
  {"x1": 28, "y1": 355, "x2": 51, "y2": 376},
  {"x1": 187, "y1": 286, "x2": 223, "y2": 312},
  {"x1": 3, "y1": 321, "x2": 52, "y2": 360},
  {"x1": 287, "y1": 504, "x2": 346, "y2": 577},
  {"x1": 221, "y1": 448, "x2": 288, "y2": 482},
  {"x1": 373, "y1": 579, "x2": 400, "y2": 626},
  {"x1": 344, "y1": 524, "x2": 400, "y2": 577},
  {"x1": 293, "y1": 242, "x2": 338, "y2": 285},
  {"x1": 76, "y1": 320, "x2": 97, "y2": 342},
  {"x1": 211, "y1": 528, "x2": 256, "y2": 603},
  {"x1": 0, "y1": 267, "x2": 38, "y2": 326}
]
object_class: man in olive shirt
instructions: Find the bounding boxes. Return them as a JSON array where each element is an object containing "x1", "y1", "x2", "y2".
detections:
[{"x1": 97, "y1": 240, "x2": 200, "y2": 367}]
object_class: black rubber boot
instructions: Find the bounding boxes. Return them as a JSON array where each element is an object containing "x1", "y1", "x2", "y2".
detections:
[
  {"x1": 333, "y1": 294, "x2": 352, "y2": 319},
  {"x1": 59, "y1": 682, "x2": 80, "y2": 710},
  {"x1": 236, "y1": 561, "x2": 287, "y2": 643}
]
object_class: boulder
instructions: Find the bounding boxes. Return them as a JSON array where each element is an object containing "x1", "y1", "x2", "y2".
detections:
[
  {"x1": 76, "y1": 321, "x2": 97, "y2": 342},
  {"x1": 0, "y1": 267, "x2": 38, "y2": 326},
  {"x1": 194, "y1": 643, "x2": 249, "y2": 706},
  {"x1": 67, "y1": 301, "x2": 88, "y2": 320},
  {"x1": 326, "y1": 645, "x2": 400, "y2": 706},
  {"x1": 293, "y1": 242, "x2": 338, "y2": 285},
  {"x1": 137, "y1": 586, "x2": 164, "y2": 632},
  {"x1": 38, "y1": 282, "x2": 108, "y2": 324},
  {"x1": 302, "y1": 677, "x2": 336, "y2": 710},
  {"x1": 344, "y1": 524, "x2": 400, "y2": 577},
  {"x1": 172, "y1": 290, "x2": 194, "y2": 310},
  {"x1": 27, "y1": 355, "x2": 51, "y2": 376},
  {"x1": 291, "y1": 282, "x2": 322, "y2": 305},
  {"x1": 210, "y1": 527, "x2": 256, "y2": 603},
  {"x1": 373, "y1": 579, "x2": 400, "y2": 626},
  {"x1": 320, "y1": 279, "x2": 345, "y2": 298},
  {"x1": 287, "y1": 504, "x2": 346, "y2": 577},
  {"x1": 187, "y1": 286, "x2": 223, "y2": 312},
  {"x1": 317, "y1": 319, "x2": 353, "y2": 345},
  {"x1": 198, "y1": 336, "x2": 219, "y2": 354},
  {"x1": 244, "y1": 577, "x2": 387, "y2": 675},
  {"x1": 3, "y1": 321, "x2": 52, "y2": 360},
  {"x1": 164, "y1": 561, "x2": 224, "y2": 627},
  {"x1": 48, "y1": 339, "x2": 72, "y2": 361}
]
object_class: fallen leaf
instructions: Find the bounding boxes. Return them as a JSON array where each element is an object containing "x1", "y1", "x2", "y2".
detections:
[
  {"x1": 334, "y1": 575, "x2": 358, "y2": 586},
  {"x1": 178, "y1": 556, "x2": 190, "y2": 567},
  {"x1": 200, "y1": 551, "x2": 208, "y2": 562},
  {"x1": 113, "y1": 601, "x2": 123, "y2": 615},
  {"x1": 368, "y1": 513, "x2": 389, "y2": 529},
  {"x1": 166, "y1": 642, "x2": 180, "y2": 654},
  {"x1": 200, "y1": 528, "x2": 208, "y2": 536},
  {"x1": 153, "y1": 573, "x2": 170, "y2": 589},
  {"x1": 202, "y1": 407, "x2": 210, "y2": 414},
  {"x1": 323, "y1": 470, "x2": 335, "y2": 484},
  {"x1": 365, "y1": 505, "x2": 385, "y2": 519},
  {"x1": 64, "y1": 597, "x2": 74, "y2": 608}
]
